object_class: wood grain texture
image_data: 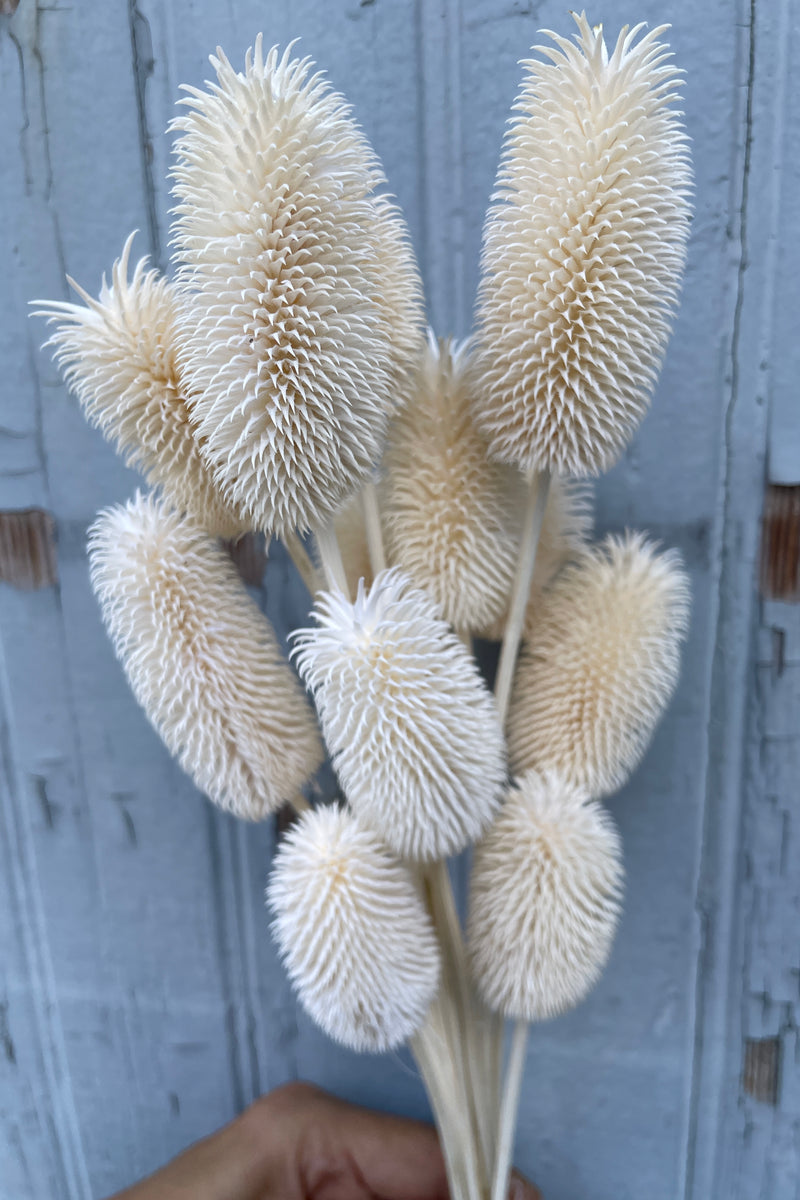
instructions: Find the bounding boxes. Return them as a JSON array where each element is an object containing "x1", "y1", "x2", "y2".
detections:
[{"x1": 0, "y1": 1, "x2": 798, "y2": 1197}]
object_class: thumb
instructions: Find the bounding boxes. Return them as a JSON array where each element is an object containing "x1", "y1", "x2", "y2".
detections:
[{"x1": 509, "y1": 1169, "x2": 542, "y2": 1200}]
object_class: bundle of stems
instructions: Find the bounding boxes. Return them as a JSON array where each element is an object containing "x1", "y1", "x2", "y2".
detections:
[{"x1": 36, "y1": 14, "x2": 693, "y2": 1200}]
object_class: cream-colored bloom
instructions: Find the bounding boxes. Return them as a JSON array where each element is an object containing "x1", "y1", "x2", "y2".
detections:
[
  {"x1": 508, "y1": 533, "x2": 690, "y2": 796},
  {"x1": 468, "y1": 769, "x2": 623, "y2": 1020},
  {"x1": 384, "y1": 335, "x2": 519, "y2": 633},
  {"x1": 35, "y1": 236, "x2": 247, "y2": 539},
  {"x1": 268, "y1": 805, "x2": 440, "y2": 1052},
  {"x1": 171, "y1": 39, "x2": 424, "y2": 536},
  {"x1": 473, "y1": 15, "x2": 691, "y2": 476},
  {"x1": 293, "y1": 569, "x2": 506, "y2": 860},
  {"x1": 89, "y1": 493, "x2": 323, "y2": 819}
]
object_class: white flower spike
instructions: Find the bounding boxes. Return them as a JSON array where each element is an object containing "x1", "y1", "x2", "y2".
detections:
[
  {"x1": 293, "y1": 568, "x2": 507, "y2": 860},
  {"x1": 89, "y1": 493, "x2": 323, "y2": 819},
  {"x1": 268, "y1": 805, "x2": 440, "y2": 1052}
]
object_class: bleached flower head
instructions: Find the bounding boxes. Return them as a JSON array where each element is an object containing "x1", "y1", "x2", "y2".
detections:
[
  {"x1": 473, "y1": 15, "x2": 691, "y2": 476},
  {"x1": 268, "y1": 805, "x2": 440, "y2": 1052},
  {"x1": 384, "y1": 334, "x2": 519, "y2": 633},
  {"x1": 171, "y1": 38, "x2": 425, "y2": 536},
  {"x1": 508, "y1": 533, "x2": 690, "y2": 796},
  {"x1": 89, "y1": 493, "x2": 323, "y2": 819},
  {"x1": 293, "y1": 568, "x2": 507, "y2": 860},
  {"x1": 468, "y1": 769, "x2": 623, "y2": 1021},
  {"x1": 34, "y1": 235, "x2": 248, "y2": 540}
]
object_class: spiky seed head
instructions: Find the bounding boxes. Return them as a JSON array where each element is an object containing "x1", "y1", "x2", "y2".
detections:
[
  {"x1": 468, "y1": 769, "x2": 623, "y2": 1021},
  {"x1": 171, "y1": 38, "x2": 425, "y2": 537},
  {"x1": 384, "y1": 334, "x2": 519, "y2": 633},
  {"x1": 34, "y1": 236, "x2": 248, "y2": 540},
  {"x1": 508, "y1": 533, "x2": 690, "y2": 797},
  {"x1": 293, "y1": 568, "x2": 507, "y2": 861},
  {"x1": 89, "y1": 493, "x2": 323, "y2": 819},
  {"x1": 472, "y1": 14, "x2": 692, "y2": 477},
  {"x1": 267, "y1": 805, "x2": 440, "y2": 1052},
  {"x1": 476, "y1": 471, "x2": 593, "y2": 641}
]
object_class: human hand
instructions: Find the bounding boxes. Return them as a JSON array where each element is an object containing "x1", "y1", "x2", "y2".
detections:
[{"x1": 109, "y1": 1081, "x2": 540, "y2": 1200}]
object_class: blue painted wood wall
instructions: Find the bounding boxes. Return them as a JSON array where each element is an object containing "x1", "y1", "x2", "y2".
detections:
[{"x1": 1, "y1": 1, "x2": 798, "y2": 1196}]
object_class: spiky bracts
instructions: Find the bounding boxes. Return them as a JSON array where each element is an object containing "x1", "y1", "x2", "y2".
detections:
[
  {"x1": 468, "y1": 770, "x2": 623, "y2": 1021},
  {"x1": 89, "y1": 493, "x2": 323, "y2": 819},
  {"x1": 384, "y1": 336, "x2": 519, "y2": 633},
  {"x1": 171, "y1": 38, "x2": 424, "y2": 537},
  {"x1": 268, "y1": 806, "x2": 440, "y2": 1052},
  {"x1": 472, "y1": 15, "x2": 691, "y2": 476},
  {"x1": 293, "y1": 569, "x2": 506, "y2": 860},
  {"x1": 508, "y1": 533, "x2": 690, "y2": 797},
  {"x1": 34, "y1": 236, "x2": 248, "y2": 539}
]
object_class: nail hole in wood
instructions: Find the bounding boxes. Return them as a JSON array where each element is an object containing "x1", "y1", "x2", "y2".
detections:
[
  {"x1": 0, "y1": 509, "x2": 58, "y2": 589},
  {"x1": 760, "y1": 484, "x2": 800, "y2": 602},
  {"x1": 742, "y1": 1036, "x2": 780, "y2": 1105}
]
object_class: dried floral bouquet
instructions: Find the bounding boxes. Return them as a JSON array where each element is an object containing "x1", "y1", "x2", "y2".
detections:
[{"x1": 36, "y1": 14, "x2": 691, "y2": 1200}]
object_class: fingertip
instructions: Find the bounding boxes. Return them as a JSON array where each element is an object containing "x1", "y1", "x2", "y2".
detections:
[{"x1": 510, "y1": 1170, "x2": 542, "y2": 1200}]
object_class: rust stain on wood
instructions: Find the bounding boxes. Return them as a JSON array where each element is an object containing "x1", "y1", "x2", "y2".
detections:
[
  {"x1": 226, "y1": 533, "x2": 267, "y2": 587},
  {"x1": 760, "y1": 485, "x2": 800, "y2": 602},
  {"x1": 0, "y1": 509, "x2": 58, "y2": 589},
  {"x1": 742, "y1": 1036, "x2": 780, "y2": 1105}
]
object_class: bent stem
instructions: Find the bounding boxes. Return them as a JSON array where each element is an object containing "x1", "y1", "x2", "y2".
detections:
[
  {"x1": 493, "y1": 469, "x2": 551, "y2": 725},
  {"x1": 492, "y1": 1020, "x2": 529, "y2": 1200}
]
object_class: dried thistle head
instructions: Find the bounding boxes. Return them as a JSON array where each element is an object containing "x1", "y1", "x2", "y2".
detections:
[
  {"x1": 473, "y1": 15, "x2": 691, "y2": 477},
  {"x1": 89, "y1": 492, "x2": 323, "y2": 819},
  {"x1": 293, "y1": 568, "x2": 506, "y2": 861},
  {"x1": 384, "y1": 335, "x2": 519, "y2": 633},
  {"x1": 34, "y1": 236, "x2": 248, "y2": 540},
  {"x1": 267, "y1": 805, "x2": 440, "y2": 1052},
  {"x1": 171, "y1": 38, "x2": 425, "y2": 537},
  {"x1": 468, "y1": 769, "x2": 623, "y2": 1021},
  {"x1": 508, "y1": 533, "x2": 690, "y2": 797}
]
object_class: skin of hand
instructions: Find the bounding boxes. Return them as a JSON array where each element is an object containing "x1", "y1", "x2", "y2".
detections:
[{"x1": 108, "y1": 1081, "x2": 541, "y2": 1200}]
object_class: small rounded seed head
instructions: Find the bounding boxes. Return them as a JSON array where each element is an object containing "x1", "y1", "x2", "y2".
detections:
[
  {"x1": 473, "y1": 15, "x2": 692, "y2": 476},
  {"x1": 293, "y1": 568, "x2": 507, "y2": 860},
  {"x1": 89, "y1": 493, "x2": 323, "y2": 819},
  {"x1": 508, "y1": 532, "x2": 690, "y2": 797},
  {"x1": 384, "y1": 334, "x2": 519, "y2": 633},
  {"x1": 34, "y1": 235, "x2": 248, "y2": 539},
  {"x1": 171, "y1": 39, "x2": 425, "y2": 537},
  {"x1": 267, "y1": 805, "x2": 440, "y2": 1052},
  {"x1": 468, "y1": 769, "x2": 623, "y2": 1021}
]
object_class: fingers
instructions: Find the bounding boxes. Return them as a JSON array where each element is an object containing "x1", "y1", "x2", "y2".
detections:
[{"x1": 510, "y1": 1169, "x2": 542, "y2": 1200}]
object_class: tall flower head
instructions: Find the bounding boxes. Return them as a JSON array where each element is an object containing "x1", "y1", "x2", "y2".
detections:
[
  {"x1": 468, "y1": 769, "x2": 623, "y2": 1021},
  {"x1": 89, "y1": 493, "x2": 323, "y2": 819},
  {"x1": 473, "y1": 15, "x2": 691, "y2": 476},
  {"x1": 293, "y1": 568, "x2": 506, "y2": 860},
  {"x1": 508, "y1": 533, "x2": 690, "y2": 796},
  {"x1": 384, "y1": 334, "x2": 519, "y2": 633},
  {"x1": 268, "y1": 806, "x2": 440, "y2": 1052},
  {"x1": 34, "y1": 235, "x2": 248, "y2": 539},
  {"x1": 171, "y1": 38, "x2": 424, "y2": 537}
]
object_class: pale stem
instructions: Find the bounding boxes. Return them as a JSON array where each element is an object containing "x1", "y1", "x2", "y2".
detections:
[
  {"x1": 492, "y1": 469, "x2": 551, "y2": 726},
  {"x1": 427, "y1": 861, "x2": 491, "y2": 1195},
  {"x1": 361, "y1": 479, "x2": 386, "y2": 575},
  {"x1": 282, "y1": 530, "x2": 320, "y2": 595},
  {"x1": 412, "y1": 1009, "x2": 473, "y2": 1200},
  {"x1": 314, "y1": 521, "x2": 349, "y2": 596},
  {"x1": 491, "y1": 1020, "x2": 529, "y2": 1200}
]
